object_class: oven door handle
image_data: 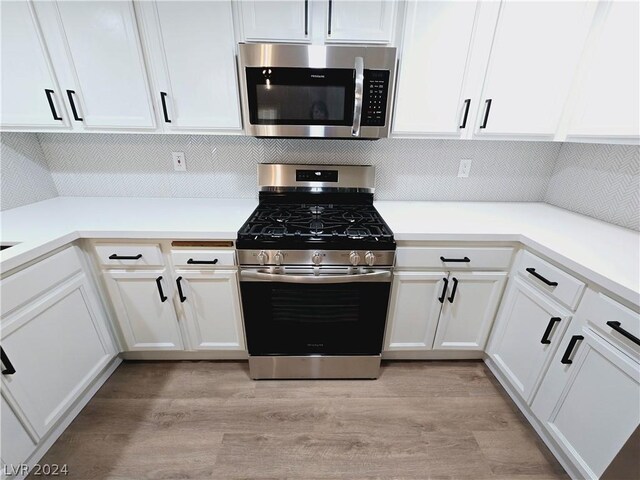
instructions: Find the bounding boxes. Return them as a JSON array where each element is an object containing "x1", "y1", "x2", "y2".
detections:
[
  {"x1": 240, "y1": 269, "x2": 391, "y2": 284},
  {"x1": 351, "y1": 56, "x2": 364, "y2": 137}
]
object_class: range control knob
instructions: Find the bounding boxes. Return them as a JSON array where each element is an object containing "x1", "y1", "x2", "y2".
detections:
[
  {"x1": 365, "y1": 251, "x2": 376, "y2": 266},
  {"x1": 312, "y1": 251, "x2": 322, "y2": 266},
  {"x1": 256, "y1": 250, "x2": 268, "y2": 265},
  {"x1": 273, "y1": 251, "x2": 283, "y2": 266},
  {"x1": 349, "y1": 251, "x2": 361, "y2": 266}
]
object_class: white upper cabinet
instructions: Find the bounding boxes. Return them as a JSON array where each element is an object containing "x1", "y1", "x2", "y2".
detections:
[
  {"x1": 137, "y1": 1, "x2": 242, "y2": 131},
  {"x1": 237, "y1": 0, "x2": 310, "y2": 42},
  {"x1": 0, "y1": 0, "x2": 69, "y2": 129},
  {"x1": 37, "y1": 0, "x2": 156, "y2": 130},
  {"x1": 565, "y1": 1, "x2": 640, "y2": 143},
  {"x1": 475, "y1": 1, "x2": 596, "y2": 139},
  {"x1": 393, "y1": 1, "x2": 481, "y2": 136},
  {"x1": 325, "y1": 0, "x2": 396, "y2": 44}
]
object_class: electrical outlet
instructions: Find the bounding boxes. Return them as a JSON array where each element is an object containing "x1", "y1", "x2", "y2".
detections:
[
  {"x1": 458, "y1": 159, "x2": 472, "y2": 178},
  {"x1": 172, "y1": 152, "x2": 186, "y2": 172}
]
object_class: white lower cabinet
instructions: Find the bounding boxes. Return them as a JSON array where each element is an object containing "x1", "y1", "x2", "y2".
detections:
[
  {"x1": 176, "y1": 270, "x2": 245, "y2": 351},
  {"x1": 433, "y1": 272, "x2": 507, "y2": 350},
  {"x1": 385, "y1": 270, "x2": 507, "y2": 353},
  {"x1": 531, "y1": 290, "x2": 640, "y2": 479},
  {"x1": 1, "y1": 395, "x2": 36, "y2": 475},
  {"x1": 384, "y1": 272, "x2": 446, "y2": 351},
  {"x1": 487, "y1": 276, "x2": 571, "y2": 402},
  {"x1": 103, "y1": 269, "x2": 183, "y2": 351}
]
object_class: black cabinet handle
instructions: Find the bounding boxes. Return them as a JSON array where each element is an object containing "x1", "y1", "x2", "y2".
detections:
[
  {"x1": 1, "y1": 347, "x2": 16, "y2": 375},
  {"x1": 561, "y1": 335, "x2": 584, "y2": 365},
  {"x1": 448, "y1": 277, "x2": 458, "y2": 303},
  {"x1": 155, "y1": 276, "x2": 168, "y2": 302},
  {"x1": 541, "y1": 317, "x2": 561, "y2": 344},
  {"x1": 187, "y1": 258, "x2": 218, "y2": 265},
  {"x1": 176, "y1": 276, "x2": 186, "y2": 303},
  {"x1": 607, "y1": 321, "x2": 640, "y2": 346},
  {"x1": 526, "y1": 267, "x2": 558, "y2": 287},
  {"x1": 479, "y1": 98, "x2": 492, "y2": 129},
  {"x1": 109, "y1": 254, "x2": 142, "y2": 260},
  {"x1": 304, "y1": 0, "x2": 309, "y2": 35},
  {"x1": 66, "y1": 90, "x2": 83, "y2": 121},
  {"x1": 160, "y1": 92, "x2": 171, "y2": 123},
  {"x1": 459, "y1": 99, "x2": 471, "y2": 129},
  {"x1": 438, "y1": 277, "x2": 449, "y2": 304},
  {"x1": 440, "y1": 256, "x2": 470, "y2": 263},
  {"x1": 44, "y1": 89, "x2": 62, "y2": 120},
  {"x1": 327, "y1": 0, "x2": 333, "y2": 35}
]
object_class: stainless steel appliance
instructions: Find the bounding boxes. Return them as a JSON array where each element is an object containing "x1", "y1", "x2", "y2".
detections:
[
  {"x1": 238, "y1": 44, "x2": 397, "y2": 139},
  {"x1": 237, "y1": 164, "x2": 396, "y2": 379}
]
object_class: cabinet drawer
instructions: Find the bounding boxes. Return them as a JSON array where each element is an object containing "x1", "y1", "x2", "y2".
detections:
[
  {"x1": 171, "y1": 249, "x2": 235, "y2": 267},
  {"x1": 94, "y1": 243, "x2": 164, "y2": 267},
  {"x1": 580, "y1": 289, "x2": 639, "y2": 356},
  {"x1": 395, "y1": 247, "x2": 513, "y2": 270},
  {"x1": 516, "y1": 251, "x2": 585, "y2": 310}
]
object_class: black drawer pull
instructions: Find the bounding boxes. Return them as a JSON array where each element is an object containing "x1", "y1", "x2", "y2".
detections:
[
  {"x1": 438, "y1": 277, "x2": 449, "y2": 304},
  {"x1": 66, "y1": 89, "x2": 83, "y2": 121},
  {"x1": 479, "y1": 98, "x2": 492, "y2": 129},
  {"x1": 541, "y1": 317, "x2": 561, "y2": 344},
  {"x1": 448, "y1": 277, "x2": 458, "y2": 303},
  {"x1": 459, "y1": 99, "x2": 471, "y2": 129},
  {"x1": 176, "y1": 276, "x2": 186, "y2": 303},
  {"x1": 606, "y1": 321, "x2": 640, "y2": 346},
  {"x1": 1, "y1": 347, "x2": 16, "y2": 375},
  {"x1": 160, "y1": 92, "x2": 171, "y2": 123},
  {"x1": 561, "y1": 335, "x2": 584, "y2": 364},
  {"x1": 44, "y1": 89, "x2": 62, "y2": 120},
  {"x1": 187, "y1": 258, "x2": 218, "y2": 265},
  {"x1": 440, "y1": 256, "x2": 470, "y2": 263},
  {"x1": 526, "y1": 267, "x2": 558, "y2": 287},
  {"x1": 109, "y1": 254, "x2": 142, "y2": 260},
  {"x1": 155, "y1": 276, "x2": 168, "y2": 302}
]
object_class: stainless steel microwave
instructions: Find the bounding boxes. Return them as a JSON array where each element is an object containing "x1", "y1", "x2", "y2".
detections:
[{"x1": 238, "y1": 43, "x2": 397, "y2": 139}]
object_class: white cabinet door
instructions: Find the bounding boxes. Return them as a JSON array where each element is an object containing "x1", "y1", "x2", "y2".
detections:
[
  {"x1": 393, "y1": 0, "x2": 480, "y2": 136},
  {"x1": 176, "y1": 270, "x2": 245, "y2": 351},
  {"x1": 532, "y1": 327, "x2": 639, "y2": 479},
  {"x1": 0, "y1": 276, "x2": 115, "y2": 437},
  {"x1": 566, "y1": 1, "x2": 640, "y2": 142},
  {"x1": 49, "y1": 1, "x2": 156, "y2": 129},
  {"x1": 0, "y1": 0, "x2": 69, "y2": 129},
  {"x1": 238, "y1": 0, "x2": 309, "y2": 42},
  {"x1": 1, "y1": 395, "x2": 37, "y2": 474},
  {"x1": 325, "y1": 0, "x2": 396, "y2": 44},
  {"x1": 137, "y1": 1, "x2": 242, "y2": 130},
  {"x1": 433, "y1": 272, "x2": 507, "y2": 351},
  {"x1": 475, "y1": 1, "x2": 596, "y2": 138},
  {"x1": 104, "y1": 270, "x2": 183, "y2": 351},
  {"x1": 487, "y1": 276, "x2": 571, "y2": 402},
  {"x1": 384, "y1": 272, "x2": 446, "y2": 351}
]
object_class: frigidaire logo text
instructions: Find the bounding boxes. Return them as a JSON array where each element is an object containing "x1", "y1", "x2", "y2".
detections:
[
  {"x1": 307, "y1": 343, "x2": 324, "y2": 347},
  {"x1": 310, "y1": 75, "x2": 325, "y2": 79}
]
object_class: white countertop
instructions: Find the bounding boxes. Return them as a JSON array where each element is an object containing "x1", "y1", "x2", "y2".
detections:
[{"x1": 1, "y1": 197, "x2": 638, "y2": 306}]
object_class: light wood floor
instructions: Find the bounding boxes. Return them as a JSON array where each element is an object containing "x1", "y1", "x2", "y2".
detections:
[{"x1": 36, "y1": 361, "x2": 568, "y2": 480}]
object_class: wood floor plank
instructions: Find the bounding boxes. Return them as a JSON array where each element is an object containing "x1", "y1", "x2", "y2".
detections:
[{"x1": 29, "y1": 361, "x2": 568, "y2": 480}]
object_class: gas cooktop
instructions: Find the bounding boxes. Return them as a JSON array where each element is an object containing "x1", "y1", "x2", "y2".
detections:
[{"x1": 236, "y1": 201, "x2": 395, "y2": 250}]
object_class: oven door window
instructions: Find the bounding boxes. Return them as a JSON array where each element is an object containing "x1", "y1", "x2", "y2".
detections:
[
  {"x1": 245, "y1": 67, "x2": 355, "y2": 126},
  {"x1": 241, "y1": 281, "x2": 390, "y2": 356}
]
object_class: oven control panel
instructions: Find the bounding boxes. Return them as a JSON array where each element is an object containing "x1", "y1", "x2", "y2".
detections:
[{"x1": 361, "y1": 70, "x2": 390, "y2": 127}]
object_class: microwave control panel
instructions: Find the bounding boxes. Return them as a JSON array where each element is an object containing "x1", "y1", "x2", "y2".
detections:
[{"x1": 361, "y1": 70, "x2": 390, "y2": 127}]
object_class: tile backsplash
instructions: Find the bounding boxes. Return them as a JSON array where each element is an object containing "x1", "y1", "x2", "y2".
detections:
[
  {"x1": 35, "y1": 133, "x2": 560, "y2": 201},
  {"x1": 1, "y1": 132, "x2": 638, "y2": 231}
]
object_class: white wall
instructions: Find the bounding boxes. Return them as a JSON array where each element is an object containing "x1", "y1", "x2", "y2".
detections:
[{"x1": 0, "y1": 132, "x2": 57, "y2": 211}]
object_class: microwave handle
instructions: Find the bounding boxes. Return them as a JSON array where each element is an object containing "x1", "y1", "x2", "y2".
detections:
[{"x1": 351, "y1": 57, "x2": 364, "y2": 137}]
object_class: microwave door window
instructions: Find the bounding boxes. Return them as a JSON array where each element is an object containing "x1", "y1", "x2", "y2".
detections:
[{"x1": 256, "y1": 86, "x2": 346, "y2": 123}]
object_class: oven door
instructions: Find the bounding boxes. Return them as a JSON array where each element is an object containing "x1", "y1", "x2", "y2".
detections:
[{"x1": 239, "y1": 268, "x2": 392, "y2": 356}]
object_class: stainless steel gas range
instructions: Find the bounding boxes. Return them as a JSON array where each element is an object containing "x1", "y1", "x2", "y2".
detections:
[{"x1": 236, "y1": 164, "x2": 396, "y2": 379}]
